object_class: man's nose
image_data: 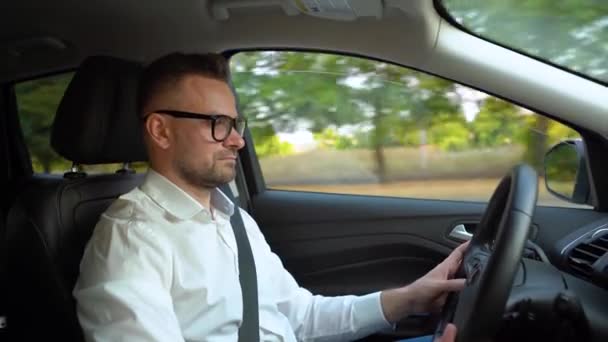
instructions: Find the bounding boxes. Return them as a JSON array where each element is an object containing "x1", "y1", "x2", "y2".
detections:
[{"x1": 224, "y1": 128, "x2": 246, "y2": 150}]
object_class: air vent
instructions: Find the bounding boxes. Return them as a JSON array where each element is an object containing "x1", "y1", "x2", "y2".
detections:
[{"x1": 567, "y1": 232, "x2": 608, "y2": 278}]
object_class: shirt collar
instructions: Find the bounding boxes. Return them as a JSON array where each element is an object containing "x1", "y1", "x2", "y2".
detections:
[{"x1": 140, "y1": 169, "x2": 235, "y2": 220}]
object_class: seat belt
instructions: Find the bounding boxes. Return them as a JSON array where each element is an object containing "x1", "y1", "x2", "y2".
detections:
[{"x1": 221, "y1": 184, "x2": 259, "y2": 342}]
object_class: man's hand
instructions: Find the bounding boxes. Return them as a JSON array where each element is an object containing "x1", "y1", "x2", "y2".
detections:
[
  {"x1": 436, "y1": 323, "x2": 457, "y2": 342},
  {"x1": 381, "y1": 241, "x2": 469, "y2": 322},
  {"x1": 402, "y1": 241, "x2": 469, "y2": 313}
]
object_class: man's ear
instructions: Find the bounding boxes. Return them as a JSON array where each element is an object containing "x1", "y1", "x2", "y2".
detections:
[{"x1": 145, "y1": 114, "x2": 172, "y2": 150}]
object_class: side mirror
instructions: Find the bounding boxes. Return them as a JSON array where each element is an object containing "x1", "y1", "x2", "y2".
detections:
[{"x1": 544, "y1": 139, "x2": 591, "y2": 205}]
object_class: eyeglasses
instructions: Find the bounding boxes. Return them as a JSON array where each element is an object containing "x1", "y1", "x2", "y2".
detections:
[{"x1": 145, "y1": 110, "x2": 247, "y2": 142}]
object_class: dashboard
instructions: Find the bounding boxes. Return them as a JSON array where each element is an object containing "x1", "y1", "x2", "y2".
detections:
[
  {"x1": 545, "y1": 217, "x2": 608, "y2": 341},
  {"x1": 556, "y1": 218, "x2": 608, "y2": 289}
]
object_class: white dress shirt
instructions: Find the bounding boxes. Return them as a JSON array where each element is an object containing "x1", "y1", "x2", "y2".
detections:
[{"x1": 74, "y1": 170, "x2": 391, "y2": 341}]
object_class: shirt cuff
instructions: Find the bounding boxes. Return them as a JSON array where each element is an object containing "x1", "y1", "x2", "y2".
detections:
[{"x1": 352, "y1": 292, "x2": 394, "y2": 333}]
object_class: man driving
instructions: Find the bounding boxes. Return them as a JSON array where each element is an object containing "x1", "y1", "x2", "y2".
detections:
[{"x1": 74, "y1": 52, "x2": 465, "y2": 342}]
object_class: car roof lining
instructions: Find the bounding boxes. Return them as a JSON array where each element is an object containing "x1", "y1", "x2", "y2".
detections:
[
  {"x1": 0, "y1": 0, "x2": 437, "y2": 82},
  {"x1": 1, "y1": 0, "x2": 607, "y2": 137}
]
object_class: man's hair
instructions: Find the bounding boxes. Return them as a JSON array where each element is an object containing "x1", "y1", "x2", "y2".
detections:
[{"x1": 138, "y1": 52, "x2": 230, "y2": 117}]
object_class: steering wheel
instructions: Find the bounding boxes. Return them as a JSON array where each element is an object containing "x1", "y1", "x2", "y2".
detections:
[{"x1": 437, "y1": 164, "x2": 538, "y2": 342}]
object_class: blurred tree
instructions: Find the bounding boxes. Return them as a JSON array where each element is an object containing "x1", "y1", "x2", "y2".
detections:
[
  {"x1": 443, "y1": 0, "x2": 598, "y2": 171},
  {"x1": 232, "y1": 51, "x2": 464, "y2": 182},
  {"x1": 16, "y1": 74, "x2": 73, "y2": 173},
  {"x1": 429, "y1": 121, "x2": 470, "y2": 151},
  {"x1": 443, "y1": 0, "x2": 608, "y2": 83},
  {"x1": 249, "y1": 124, "x2": 294, "y2": 158},
  {"x1": 470, "y1": 97, "x2": 522, "y2": 148}
]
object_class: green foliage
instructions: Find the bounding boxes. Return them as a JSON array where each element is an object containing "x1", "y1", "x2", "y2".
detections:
[
  {"x1": 254, "y1": 135, "x2": 294, "y2": 159},
  {"x1": 232, "y1": 51, "x2": 467, "y2": 182},
  {"x1": 16, "y1": 74, "x2": 74, "y2": 173},
  {"x1": 470, "y1": 97, "x2": 522, "y2": 147},
  {"x1": 547, "y1": 121, "x2": 580, "y2": 146},
  {"x1": 313, "y1": 128, "x2": 357, "y2": 150},
  {"x1": 429, "y1": 120, "x2": 471, "y2": 151},
  {"x1": 231, "y1": 50, "x2": 584, "y2": 182},
  {"x1": 250, "y1": 125, "x2": 294, "y2": 158}
]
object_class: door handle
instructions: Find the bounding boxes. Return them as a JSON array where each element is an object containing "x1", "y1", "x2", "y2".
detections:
[{"x1": 448, "y1": 224, "x2": 473, "y2": 241}]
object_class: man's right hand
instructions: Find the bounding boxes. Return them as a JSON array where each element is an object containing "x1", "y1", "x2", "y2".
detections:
[{"x1": 435, "y1": 323, "x2": 457, "y2": 342}]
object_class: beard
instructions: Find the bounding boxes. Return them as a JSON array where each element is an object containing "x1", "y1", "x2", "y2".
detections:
[{"x1": 174, "y1": 152, "x2": 236, "y2": 189}]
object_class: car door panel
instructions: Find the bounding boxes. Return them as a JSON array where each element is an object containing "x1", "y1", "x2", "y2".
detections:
[
  {"x1": 252, "y1": 190, "x2": 485, "y2": 295},
  {"x1": 251, "y1": 190, "x2": 486, "y2": 339},
  {"x1": 250, "y1": 189, "x2": 605, "y2": 340}
]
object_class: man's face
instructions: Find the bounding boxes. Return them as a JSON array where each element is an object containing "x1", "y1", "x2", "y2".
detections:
[{"x1": 158, "y1": 75, "x2": 245, "y2": 189}]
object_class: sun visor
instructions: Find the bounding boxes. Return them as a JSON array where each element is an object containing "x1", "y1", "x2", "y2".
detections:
[
  {"x1": 210, "y1": 0, "x2": 384, "y2": 21},
  {"x1": 290, "y1": 0, "x2": 383, "y2": 20}
]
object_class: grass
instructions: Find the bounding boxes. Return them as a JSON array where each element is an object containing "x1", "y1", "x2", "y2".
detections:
[
  {"x1": 260, "y1": 145, "x2": 589, "y2": 208},
  {"x1": 273, "y1": 178, "x2": 587, "y2": 207},
  {"x1": 260, "y1": 145, "x2": 525, "y2": 185}
]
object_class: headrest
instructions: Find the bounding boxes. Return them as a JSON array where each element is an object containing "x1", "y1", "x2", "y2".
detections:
[{"x1": 51, "y1": 56, "x2": 147, "y2": 164}]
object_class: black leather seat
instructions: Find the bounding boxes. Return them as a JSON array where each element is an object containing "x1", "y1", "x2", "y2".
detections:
[{"x1": 5, "y1": 56, "x2": 147, "y2": 341}]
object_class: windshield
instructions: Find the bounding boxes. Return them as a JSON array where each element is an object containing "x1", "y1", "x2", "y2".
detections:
[{"x1": 439, "y1": 0, "x2": 608, "y2": 85}]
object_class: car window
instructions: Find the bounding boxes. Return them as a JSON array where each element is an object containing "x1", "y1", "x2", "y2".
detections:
[
  {"x1": 15, "y1": 73, "x2": 73, "y2": 174},
  {"x1": 439, "y1": 0, "x2": 608, "y2": 85},
  {"x1": 230, "y1": 51, "x2": 587, "y2": 208},
  {"x1": 15, "y1": 73, "x2": 146, "y2": 174}
]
